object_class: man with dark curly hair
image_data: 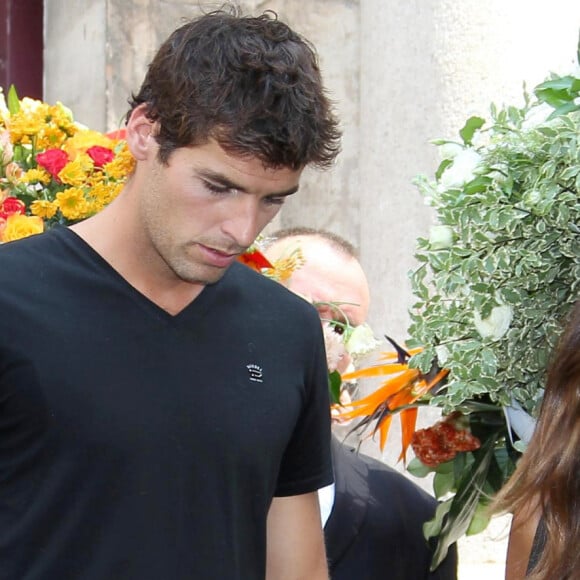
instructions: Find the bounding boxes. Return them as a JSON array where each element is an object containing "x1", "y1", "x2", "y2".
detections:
[{"x1": 0, "y1": 9, "x2": 340, "y2": 579}]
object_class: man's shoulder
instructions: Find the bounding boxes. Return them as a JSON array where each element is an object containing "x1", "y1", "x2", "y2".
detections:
[
  {"x1": 0, "y1": 228, "x2": 64, "y2": 259},
  {"x1": 333, "y1": 441, "x2": 437, "y2": 510},
  {"x1": 0, "y1": 230, "x2": 62, "y2": 276},
  {"x1": 0, "y1": 229, "x2": 82, "y2": 310}
]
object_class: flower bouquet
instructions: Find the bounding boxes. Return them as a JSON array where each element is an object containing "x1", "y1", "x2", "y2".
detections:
[
  {"x1": 338, "y1": 58, "x2": 580, "y2": 569},
  {"x1": 0, "y1": 86, "x2": 135, "y2": 242}
]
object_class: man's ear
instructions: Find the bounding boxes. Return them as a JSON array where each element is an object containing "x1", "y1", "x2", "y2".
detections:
[{"x1": 125, "y1": 104, "x2": 156, "y2": 161}]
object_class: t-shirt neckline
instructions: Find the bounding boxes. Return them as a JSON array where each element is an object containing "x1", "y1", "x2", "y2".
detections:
[{"x1": 51, "y1": 225, "x2": 222, "y2": 322}]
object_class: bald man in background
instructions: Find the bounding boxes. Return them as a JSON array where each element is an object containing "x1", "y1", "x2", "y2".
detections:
[
  {"x1": 264, "y1": 228, "x2": 458, "y2": 580},
  {"x1": 265, "y1": 228, "x2": 369, "y2": 377}
]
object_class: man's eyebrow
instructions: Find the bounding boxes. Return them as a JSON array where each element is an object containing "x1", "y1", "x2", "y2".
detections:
[{"x1": 198, "y1": 169, "x2": 300, "y2": 197}]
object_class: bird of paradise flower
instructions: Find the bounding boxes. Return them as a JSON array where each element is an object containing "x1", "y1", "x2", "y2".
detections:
[
  {"x1": 238, "y1": 242, "x2": 304, "y2": 284},
  {"x1": 237, "y1": 248, "x2": 273, "y2": 271},
  {"x1": 334, "y1": 337, "x2": 449, "y2": 463}
]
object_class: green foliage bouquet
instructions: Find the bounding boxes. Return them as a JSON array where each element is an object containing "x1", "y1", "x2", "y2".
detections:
[
  {"x1": 403, "y1": 61, "x2": 580, "y2": 567},
  {"x1": 410, "y1": 77, "x2": 580, "y2": 415}
]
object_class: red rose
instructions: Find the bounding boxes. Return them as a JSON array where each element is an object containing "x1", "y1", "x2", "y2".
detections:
[
  {"x1": 87, "y1": 145, "x2": 115, "y2": 168},
  {"x1": 0, "y1": 197, "x2": 26, "y2": 220},
  {"x1": 36, "y1": 149, "x2": 69, "y2": 179}
]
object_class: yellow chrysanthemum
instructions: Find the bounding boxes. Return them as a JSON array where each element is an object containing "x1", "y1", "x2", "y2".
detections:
[
  {"x1": 21, "y1": 168, "x2": 51, "y2": 185},
  {"x1": 90, "y1": 181, "x2": 123, "y2": 209},
  {"x1": 7, "y1": 114, "x2": 42, "y2": 143},
  {"x1": 56, "y1": 188, "x2": 88, "y2": 220},
  {"x1": 58, "y1": 155, "x2": 93, "y2": 187},
  {"x1": 1, "y1": 214, "x2": 44, "y2": 242},
  {"x1": 88, "y1": 171, "x2": 105, "y2": 186},
  {"x1": 81, "y1": 199, "x2": 98, "y2": 216},
  {"x1": 6, "y1": 99, "x2": 50, "y2": 143},
  {"x1": 30, "y1": 199, "x2": 58, "y2": 219},
  {"x1": 63, "y1": 129, "x2": 115, "y2": 159},
  {"x1": 36, "y1": 125, "x2": 70, "y2": 150},
  {"x1": 48, "y1": 104, "x2": 77, "y2": 133},
  {"x1": 103, "y1": 147, "x2": 135, "y2": 180}
]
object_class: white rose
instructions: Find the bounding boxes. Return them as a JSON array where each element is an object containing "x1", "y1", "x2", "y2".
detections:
[
  {"x1": 439, "y1": 149, "x2": 482, "y2": 189},
  {"x1": 439, "y1": 142, "x2": 463, "y2": 160},
  {"x1": 474, "y1": 304, "x2": 513, "y2": 341},
  {"x1": 429, "y1": 225, "x2": 454, "y2": 250},
  {"x1": 344, "y1": 323, "x2": 381, "y2": 357}
]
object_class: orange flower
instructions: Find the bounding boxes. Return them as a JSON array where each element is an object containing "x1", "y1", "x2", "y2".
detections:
[
  {"x1": 238, "y1": 249, "x2": 273, "y2": 272},
  {"x1": 335, "y1": 340, "x2": 449, "y2": 462}
]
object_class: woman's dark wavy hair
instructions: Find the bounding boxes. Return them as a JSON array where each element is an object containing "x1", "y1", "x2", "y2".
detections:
[
  {"x1": 493, "y1": 300, "x2": 580, "y2": 580},
  {"x1": 127, "y1": 8, "x2": 341, "y2": 169}
]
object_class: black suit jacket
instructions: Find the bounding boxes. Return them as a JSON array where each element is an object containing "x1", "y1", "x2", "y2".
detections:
[{"x1": 324, "y1": 438, "x2": 458, "y2": 580}]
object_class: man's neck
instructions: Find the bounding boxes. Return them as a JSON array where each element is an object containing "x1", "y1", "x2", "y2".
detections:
[{"x1": 70, "y1": 198, "x2": 205, "y2": 315}]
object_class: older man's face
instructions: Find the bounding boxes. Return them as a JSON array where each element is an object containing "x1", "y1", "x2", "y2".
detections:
[{"x1": 265, "y1": 235, "x2": 371, "y2": 374}]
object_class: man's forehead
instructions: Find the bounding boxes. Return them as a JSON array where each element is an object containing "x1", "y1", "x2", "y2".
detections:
[{"x1": 288, "y1": 260, "x2": 369, "y2": 324}]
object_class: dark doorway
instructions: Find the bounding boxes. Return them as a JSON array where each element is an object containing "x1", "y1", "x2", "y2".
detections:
[{"x1": 0, "y1": 0, "x2": 43, "y2": 99}]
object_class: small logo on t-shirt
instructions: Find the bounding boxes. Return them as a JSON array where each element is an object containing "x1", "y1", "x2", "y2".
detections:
[{"x1": 247, "y1": 364, "x2": 263, "y2": 383}]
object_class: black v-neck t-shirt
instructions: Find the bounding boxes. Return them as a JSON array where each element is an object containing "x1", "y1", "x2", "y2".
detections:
[{"x1": 0, "y1": 227, "x2": 332, "y2": 579}]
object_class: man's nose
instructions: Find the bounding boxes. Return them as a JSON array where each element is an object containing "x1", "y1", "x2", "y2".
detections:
[{"x1": 221, "y1": 196, "x2": 260, "y2": 248}]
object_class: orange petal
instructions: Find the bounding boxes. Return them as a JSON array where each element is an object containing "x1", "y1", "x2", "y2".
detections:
[
  {"x1": 377, "y1": 414, "x2": 393, "y2": 451},
  {"x1": 389, "y1": 368, "x2": 449, "y2": 410},
  {"x1": 398, "y1": 407, "x2": 418, "y2": 464},
  {"x1": 347, "y1": 369, "x2": 419, "y2": 410},
  {"x1": 336, "y1": 404, "x2": 378, "y2": 420},
  {"x1": 389, "y1": 379, "x2": 426, "y2": 409},
  {"x1": 379, "y1": 346, "x2": 423, "y2": 360},
  {"x1": 341, "y1": 363, "x2": 409, "y2": 381},
  {"x1": 426, "y1": 368, "x2": 450, "y2": 389}
]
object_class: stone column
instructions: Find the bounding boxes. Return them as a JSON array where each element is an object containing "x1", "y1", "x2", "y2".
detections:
[
  {"x1": 44, "y1": 0, "x2": 108, "y2": 128},
  {"x1": 255, "y1": 0, "x2": 361, "y2": 244}
]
